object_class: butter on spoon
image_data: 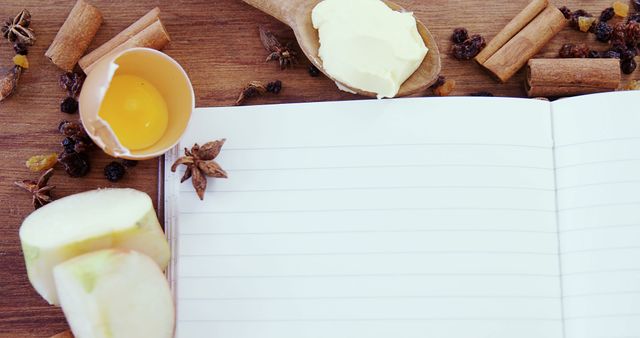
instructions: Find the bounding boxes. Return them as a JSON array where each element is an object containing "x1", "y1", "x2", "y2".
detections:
[{"x1": 242, "y1": 0, "x2": 441, "y2": 98}]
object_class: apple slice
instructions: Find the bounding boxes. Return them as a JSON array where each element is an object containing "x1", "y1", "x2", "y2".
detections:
[
  {"x1": 54, "y1": 249, "x2": 175, "y2": 338},
  {"x1": 19, "y1": 188, "x2": 170, "y2": 305}
]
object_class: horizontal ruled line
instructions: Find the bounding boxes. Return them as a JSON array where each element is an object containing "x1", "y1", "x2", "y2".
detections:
[
  {"x1": 564, "y1": 290, "x2": 640, "y2": 298},
  {"x1": 220, "y1": 142, "x2": 552, "y2": 152},
  {"x1": 179, "y1": 251, "x2": 558, "y2": 258},
  {"x1": 562, "y1": 223, "x2": 640, "y2": 233},
  {"x1": 179, "y1": 228, "x2": 559, "y2": 236},
  {"x1": 556, "y1": 158, "x2": 640, "y2": 170},
  {"x1": 561, "y1": 246, "x2": 640, "y2": 255},
  {"x1": 565, "y1": 313, "x2": 640, "y2": 320},
  {"x1": 558, "y1": 201, "x2": 640, "y2": 212},
  {"x1": 555, "y1": 136, "x2": 640, "y2": 149},
  {"x1": 178, "y1": 317, "x2": 562, "y2": 323},
  {"x1": 563, "y1": 268, "x2": 640, "y2": 277},
  {"x1": 179, "y1": 295, "x2": 560, "y2": 301},
  {"x1": 180, "y1": 185, "x2": 555, "y2": 193},
  {"x1": 223, "y1": 163, "x2": 554, "y2": 172},
  {"x1": 557, "y1": 179, "x2": 640, "y2": 191},
  {"x1": 179, "y1": 272, "x2": 560, "y2": 279},
  {"x1": 180, "y1": 207, "x2": 557, "y2": 215}
]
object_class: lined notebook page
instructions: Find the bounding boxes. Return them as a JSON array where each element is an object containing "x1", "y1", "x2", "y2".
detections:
[
  {"x1": 553, "y1": 91, "x2": 640, "y2": 338},
  {"x1": 166, "y1": 97, "x2": 563, "y2": 338}
]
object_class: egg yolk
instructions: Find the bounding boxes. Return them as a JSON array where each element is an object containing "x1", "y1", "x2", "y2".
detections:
[{"x1": 98, "y1": 74, "x2": 169, "y2": 150}]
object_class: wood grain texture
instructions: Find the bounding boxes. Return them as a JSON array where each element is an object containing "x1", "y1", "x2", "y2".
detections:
[{"x1": 0, "y1": 0, "x2": 638, "y2": 336}]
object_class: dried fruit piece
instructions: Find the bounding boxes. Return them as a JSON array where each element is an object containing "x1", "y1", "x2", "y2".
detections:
[
  {"x1": 626, "y1": 80, "x2": 640, "y2": 90},
  {"x1": 122, "y1": 159, "x2": 138, "y2": 168},
  {"x1": 451, "y1": 28, "x2": 469, "y2": 44},
  {"x1": 26, "y1": 153, "x2": 58, "y2": 172},
  {"x1": 266, "y1": 80, "x2": 282, "y2": 94},
  {"x1": 58, "y1": 152, "x2": 90, "y2": 177},
  {"x1": 559, "y1": 43, "x2": 591, "y2": 58},
  {"x1": 59, "y1": 72, "x2": 85, "y2": 97},
  {"x1": 634, "y1": 0, "x2": 640, "y2": 11},
  {"x1": 13, "y1": 54, "x2": 29, "y2": 69},
  {"x1": 469, "y1": 91, "x2": 494, "y2": 97},
  {"x1": 60, "y1": 97, "x2": 78, "y2": 114},
  {"x1": 13, "y1": 42, "x2": 28, "y2": 55},
  {"x1": 621, "y1": 58, "x2": 637, "y2": 74},
  {"x1": 308, "y1": 65, "x2": 320, "y2": 77},
  {"x1": 613, "y1": 1, "x2": 629, "y2": 17},
  {"x1": 451, "y1": 34, "x2": 486, "y2": 60},
  {"x1": 433, "y1": 79, "x2": 456, "y2": 96},
  {"x1": 578, "y1": 16, "x2": 596, "y2": 32},
  {"x1": 594, "y1": 21, "x2": 614, "y2": 42},
  {"x1": 569, "y1": 10, "x2": 592, "y2": 29},
  {"x1": 600, "y1": 7, "x2": 615, "y2": 21},
  {"x1": 626, "y1": 22, "x2": 640, "y2": 45},
  {"x1": 104, "y1": 162, "x2": 126, "y2": 182}
]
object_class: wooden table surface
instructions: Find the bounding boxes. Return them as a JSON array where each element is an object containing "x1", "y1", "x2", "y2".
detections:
[{"x1": 0, "y1": 0, "x2": 638, "y2": 336}]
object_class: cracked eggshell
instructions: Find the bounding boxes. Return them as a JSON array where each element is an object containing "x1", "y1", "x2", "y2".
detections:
[{"x1": 79, "y1": 48, "x2": 194, "y2": 160}]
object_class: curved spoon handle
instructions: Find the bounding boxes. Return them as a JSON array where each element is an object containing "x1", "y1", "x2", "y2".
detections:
[{"x1": 242, "y1": 0, "x2": 305, "y2": 27}]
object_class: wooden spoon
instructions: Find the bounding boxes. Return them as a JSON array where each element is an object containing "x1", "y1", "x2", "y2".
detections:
[{"x1": 243, "y1": 0, "x2": 442, "y2": 98}]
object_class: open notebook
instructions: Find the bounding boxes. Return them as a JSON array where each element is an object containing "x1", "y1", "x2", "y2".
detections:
[{"x1": 164, "y1": 91, "x2": 640, "y2": 338}]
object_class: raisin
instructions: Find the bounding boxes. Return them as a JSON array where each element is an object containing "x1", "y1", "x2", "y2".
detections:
[
  {"x1": 611, "y1": 23, "x2": 627, "y2": 46},
  {"x1": 603, "y1": 50, "x2": 621, "y2": 58},
  {"x1": 600, "y1": 7, "x2": 615, "y2": 22},
  {"x1": 104, "y1": 161, "x2": 126, "y2": 182},
  {"x1": 58, "y1": 152, "x2": 90, "y2": 177},
  {"x1": 630, "y1": 13, "x2": 640, "y2": 23},
  {"x1": 559, "y1": 6, "x2": 572, "y2": 19},
  {"x1": 622, "y1": 49, "x2": 637, "y2": 61},
  {"x1": 469, "y1": 91, "x2": 494, "y2": 97},
  {"x1": 61, "y1": 137, "x2": 76, "y2": 154},
  {"x1": 60, "y1": 97, "x2": 78, "y2": 114},
  {"x1": 432, "y1": 79, "x2": 456, "y2": 96},
  {"x1": 308, "y1": 64, "x2": 320, "y2": 77},
  {"x1": 451, "y1": 28, "x2": 469, "y2": 44},
  {"x1": 59, "y1": 72, "x2": 85, "y2": 97},
  {"x1": 13, "y1": 42, "x2": 28, "y2": 55},
  {"x1": 559, "y1": 43, "x2": 590, "y2": 58},
  {"x1": 266, "y1": 80, "x2": 282, "y2": 94},
  {"x1": 594, "y1": 21, "x2": 614, "y2": 42},
  {"x1": 621, "y1": 58, "x2": 637, "y2": 74},
  {"x1": 451, "y1": 34, "x2": 486, "y2": 60},
  {"x1": 625, "y1": 22, "x2": 640, "y2": 45},
  {"x1": 121, "y1": 159, "x2": 138, "y2": 168}
]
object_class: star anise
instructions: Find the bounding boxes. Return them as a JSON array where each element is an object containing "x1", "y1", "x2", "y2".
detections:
[
  {"x1": 259, "y1": 26, "x2": 297, "y2": 69},
  {"x1": 1, "y1": 9, "x2": 36, "y2": 45},
  {"x1": 171, "y1": 140, "x2": 228, "y2": 200},
  {"x1": 14, "y1": 168, "x2": 55, "y2": 209}
]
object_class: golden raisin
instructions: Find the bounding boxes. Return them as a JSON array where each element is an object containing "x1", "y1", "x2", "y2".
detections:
[
  {"x1": 433, "y1": 79, "x2": 456, "y2": 96},
  {"x1": 13, "y1": 54, "x2": 29, "y2": 69},
  {"x1": 26, "y1": 153, "x2": 58, "y2": 172},
  {"x1": 626, "y1": 80, "x2": 640, "y2": 90},
  {"x1": 578, "y1": 16, "x2": 596, "y2": 32},
  {"x1": 613, "y1": 1, "x2": 629, "y2": 17}
]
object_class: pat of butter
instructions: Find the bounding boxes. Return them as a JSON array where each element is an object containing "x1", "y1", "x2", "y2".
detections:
[{"x1": 312, "y1": 0, "x2": 428, "y2": 99}]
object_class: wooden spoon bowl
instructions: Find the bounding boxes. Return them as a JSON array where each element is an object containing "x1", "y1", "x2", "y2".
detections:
[{"x1": 243, "y1": 0, "x2": 442, "y2": 98}]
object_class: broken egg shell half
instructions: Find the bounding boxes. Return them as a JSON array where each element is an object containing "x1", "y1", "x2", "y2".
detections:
[{"x1": 79, "y1": 48, "x2": 194, "y2": 160}]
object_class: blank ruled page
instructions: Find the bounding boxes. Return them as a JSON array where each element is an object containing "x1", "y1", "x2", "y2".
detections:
[
  {"x1": 166, "y1": 97, "x2": 563, "y2": 338},
  {"x1": 553, "y1": 91, "x2": 640, "y2": 338}
]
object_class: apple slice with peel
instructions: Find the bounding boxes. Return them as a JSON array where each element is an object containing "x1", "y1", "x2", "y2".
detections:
[
  {"x1": 19, "y1": 188, "x2": 170, "y2": 305},
  {"x1": 54, "y1": 249, "x2": 175, "y2": 338}
]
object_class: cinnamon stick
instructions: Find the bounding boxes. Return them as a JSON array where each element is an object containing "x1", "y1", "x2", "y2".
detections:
[
  {"x1": 78, "y1": 7, "x2": 161, "y2": 72},
  {"x1": 45, "y1": 0, "x2": 103, "y2": 72},
  {"x1": 526, "y1": 58, "x2": 621, "y2": 97},
  {"x1": 478, "y1": 3, "x2": 567, "y2": 82},
  {"x1": 79, "y1": 9, "x2": 170, "y2": 73},
  {"x1": 475, "y1": 0, "x2": 548, "y2": 64}
]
